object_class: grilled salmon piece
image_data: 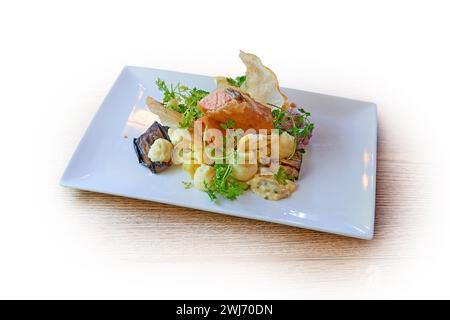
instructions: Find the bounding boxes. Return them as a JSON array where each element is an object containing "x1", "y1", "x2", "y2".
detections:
[{"x1": 199, "y1": 88, "x2": 273, "y2": 131}]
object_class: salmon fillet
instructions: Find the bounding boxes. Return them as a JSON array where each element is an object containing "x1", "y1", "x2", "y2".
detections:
[{"x1": 198, "y1": 88, "x2": 273, "y2": 131}]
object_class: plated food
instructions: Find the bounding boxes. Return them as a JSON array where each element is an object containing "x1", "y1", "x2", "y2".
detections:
[
  {"x1": 134, "y1": 51, "x2": 315, "y2": 202},
  {"x1": 61, "y1": 62, "x2": 377, "y2": 238}
]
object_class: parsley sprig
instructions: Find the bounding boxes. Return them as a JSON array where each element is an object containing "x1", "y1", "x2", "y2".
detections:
[
  {"x1": 204, "y1": 163, "x2": 248, "y2": 201},
  {"x1": 271, "y1": 105, "x2": 315, "y2": 157},
  {"x1": 226, "y1": 76, "x2": 246, "y2": 87},
  {"x1": 155, "y1": 78, "x2": 209, "y2": 128}
]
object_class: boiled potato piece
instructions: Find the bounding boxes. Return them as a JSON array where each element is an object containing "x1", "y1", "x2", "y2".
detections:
[
  {"x1": 231, "y1": 163, "x2": 258, "y2": 182},
  {"x1": 168, "y1": 128, "x2": 192, "y2": 145},
  {"x1": 231, "y1": 152, "x2": 258, "y2": 181},
  {"x1": 182, "y1": 163, "x2": 200, "y2": 178},
  {"x1": 193, "y1": 164, "x2": 216, "y2": 191},
  {"x1": 237, "y1": 134, "x2": 271, "y2": 164},
  {"x1": 181, "y1": 148, "x2": 202, "y2": 177},
  {"x1": 278, "y1": 132, "x2": 295, "y2": 160}
]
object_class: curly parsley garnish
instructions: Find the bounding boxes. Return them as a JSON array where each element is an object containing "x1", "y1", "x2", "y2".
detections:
[
  {"x1": 155, "y1": 78, "x2": 209, "y2": 128},
  {"x1": 271, "y1": 105, "x2": 315, "y2": 155},
  {"x1": 204, "y1": 163, "x2": 248, "y2": 201},
  {"x1": 204, "y1": 181, "x2": 217, "y2": 202},
  {"x1": 226, "y1": 76, "x2": 246, "y2": 88}
]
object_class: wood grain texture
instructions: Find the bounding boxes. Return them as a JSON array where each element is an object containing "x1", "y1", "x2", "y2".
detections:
[{"x1": 57, "y1": 110, "x2": 431, "y2": 287}]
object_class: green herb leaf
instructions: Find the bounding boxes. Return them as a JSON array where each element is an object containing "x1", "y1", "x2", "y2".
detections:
[
  {"x1": 182, "y1": 181, "x2": 193, "y2": 189},
  {"x1": 155, "y1": 79, "x2": 209, "y2": 128},
  {"x1": 271, "y1": 104, "x2": 315, "y2": 151},
  {"x1": 291, "y1": 126, "x2": 300, "y2": 137},
  {"x1": 204, "y1": 181, "x2": 217, "y2": 202},
  {"x1": 226, "y1": 76, "x2": 246, "y2": 87},
  {"x1": 156, "y1": 78, "x2": 176, "y2": 104},
  {"x1": 299, "y1": 108, "x2": 311, "y2": 117},
  {"x1": 205, "y1": 163, "x2": 248, "y2": 201},
  {"x1": 219, "y1": 119, "x2": 236, "y2": 130},
  {"x1": 179, "y1": 104, "x2": 203, "y2": 129}
]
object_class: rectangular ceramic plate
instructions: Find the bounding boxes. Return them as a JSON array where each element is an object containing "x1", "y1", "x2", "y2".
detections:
[{"x1": 61, "y1": 66, "x2": 377, "y2": 239}]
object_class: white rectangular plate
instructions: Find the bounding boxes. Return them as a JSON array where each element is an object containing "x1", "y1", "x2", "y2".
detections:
[{"x1": 61, "y1": 66, "x2": 377, "y2": 239}]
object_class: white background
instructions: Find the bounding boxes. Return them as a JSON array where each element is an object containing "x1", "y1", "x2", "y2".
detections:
[{"x1": 0, "y1": 0, "x2": 449, "y2": 299}]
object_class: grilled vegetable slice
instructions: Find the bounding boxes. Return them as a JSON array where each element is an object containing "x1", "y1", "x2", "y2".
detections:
[
  {"x1": 280, "y1": 150, "x2": 303, "y2": 180},
  {"x1": 133, "y1": 121, "x2": 172, "y2": 173}
]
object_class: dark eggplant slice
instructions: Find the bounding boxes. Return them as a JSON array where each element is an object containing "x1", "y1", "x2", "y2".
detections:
[
  {"x1": 280, "y1": 151, "x2": 303, "y2": 180},
  {"x1": 133, "y1": 121, "x2": 172, "y2": 174}
]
